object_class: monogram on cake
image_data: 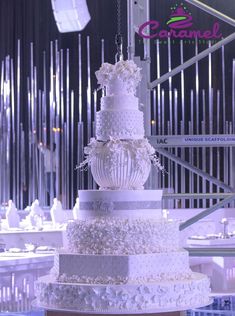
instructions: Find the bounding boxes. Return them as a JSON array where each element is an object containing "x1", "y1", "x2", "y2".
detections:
[{"x1": 35, "y1": 60, "x2": 211, "y2": 313}]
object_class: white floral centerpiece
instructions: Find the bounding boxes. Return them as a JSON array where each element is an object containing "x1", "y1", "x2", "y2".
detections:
[{"x1": 80, "y1": 138, "x2": 163, "y2": 171}]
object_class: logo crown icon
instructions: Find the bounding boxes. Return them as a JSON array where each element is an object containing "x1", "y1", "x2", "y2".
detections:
[{"x1": 167, "y1": 4, "x2": 193, "y2": 29}]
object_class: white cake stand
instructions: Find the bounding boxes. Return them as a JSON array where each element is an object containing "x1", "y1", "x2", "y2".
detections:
[{"x1": 32, "y1": 299, "x2": 213, "y2": 315}]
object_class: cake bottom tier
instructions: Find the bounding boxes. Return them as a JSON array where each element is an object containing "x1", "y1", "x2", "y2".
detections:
[
  {"x1": 53, "y1": 250, "x2": 192, "y2": 284},
  {"x1": 35, "y1": 272, "x2": 211, "y2": 314}
]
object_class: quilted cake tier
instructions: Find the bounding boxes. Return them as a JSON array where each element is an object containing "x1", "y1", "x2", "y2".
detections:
[
  {"x1": 96, "y1": 109, "x2": 144, "y2": 141},
  {"x1": 53, "y1": 250, "x2": 192, "y2": 284}
]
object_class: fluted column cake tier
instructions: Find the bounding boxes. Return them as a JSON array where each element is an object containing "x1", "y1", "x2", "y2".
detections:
[{"x1": 84, "y1": 139, "x2": 155, "y2": 190}]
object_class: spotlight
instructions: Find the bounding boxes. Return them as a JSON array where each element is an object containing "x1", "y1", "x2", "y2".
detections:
[{"x1": 51, "y1": 0, "x2": 91, "y2": 33}]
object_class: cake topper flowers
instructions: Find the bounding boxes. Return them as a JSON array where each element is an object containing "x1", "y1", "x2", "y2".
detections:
[{"x1": 95, "y1": 60, "x2": 142, "y2": 94}]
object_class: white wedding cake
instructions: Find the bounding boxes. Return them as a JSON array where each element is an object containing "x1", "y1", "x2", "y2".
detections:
[{"x1": 35, "y1": 60, "x2": 211, "y2": 313}]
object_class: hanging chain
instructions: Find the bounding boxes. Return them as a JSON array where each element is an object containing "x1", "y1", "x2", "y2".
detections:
[
  {"x1": 117, "y1": 0, "x2": 121, "y2": 35},
  {"x1": 115, "y1": 0, "x2": 123, "y2": 62}
]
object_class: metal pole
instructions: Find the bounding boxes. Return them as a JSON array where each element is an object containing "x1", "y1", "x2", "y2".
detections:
[
  {"x1": 216, "y1": 90, "x2": 221, "y2": 203},
  {"x1": 27, "y1": 78, "x2": 32, "y2": 205},
  {"x1": 87, "y1": 36, "x2": 92, "y2": 189},
  {"x1": 208, "y1": 41, "x2": 213, "y2": 206},
  {"x1": 163, "y1": 193, "x2": 235, "y2": 200},
  {"x1": 10, "y1": 58, "x2": 16, "y2": 203},
  {"x1": 30, "y1": 43, "x2": 35, "y2": 202},
  {"x1": 78, "y1": 122, "x2": 84, "y2": 189},
  {"x1": 78, "y1": 34, "x2": 82, "y2": 123},
  {"x1": 174, "y1": 89, "x2": 178, "y2": 207},
  {"x1": 156, "y1": 39, "x2": 161, "y2": 136},
  {"x1": 77, "y1": 35, "x2": 83, "y2": 192},
  {"x1": 20, "y1": 124, "x2": 26, "y2": 209},
  {"x1": 224, "y1": 121, "x2": 229, "y2": 186},
  {"x1": 161, "y1": 89, "x2": 165, "y2": 189},
  {"x1": 202, "y1": 89, "x2": 206, "y2": 208},
  {"x1": 71, "y1": 90, "x2": 74, "y2": 205},
  {"x1": 66, "y1": 49, "x2": 70, "y2": 208},
  {"x1": 63, "y1": 122, "x2": 67, "y2": 207},
  {"x1": 195, "y1": 38, "x2": 200, "y2": 208},
  {"x1": 16, "y1": 40, "x2": 20, "y2": 208},
  {"x1": 0, "y1": 61, "x2": 4, "y2": 205},
  {"x1": 189, "y1": 91, "x2": 194, "y2": 208},
  {"x1": 152, "y1": 89, "x2": 157, "y2": 135},
  {"x1": 167, "y1": 38, "x2": 173, "y2": 190},
  {"x1": 127, "y1": 0, "x2": 135, "y2": 60},
  {"x1": 231, "y1": 60, "x2": 235, "y2": 194},
  {"x1": 180, "y1": 41, "x2": 185, "y2": 208}
]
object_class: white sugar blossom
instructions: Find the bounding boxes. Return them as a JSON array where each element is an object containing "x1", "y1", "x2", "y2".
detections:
[
  {"x1": 35, "y1": 275, "x2": 210, "y2": 312},
  {"x1": 95, "y1": 60, "x2": 142, "y2": 94},
  {"x1": 66, "y1": 218, "x2": 179, "y2": 255},
  {"x1": 79, "y1": 138, "x2": 164, "y2": 172}
]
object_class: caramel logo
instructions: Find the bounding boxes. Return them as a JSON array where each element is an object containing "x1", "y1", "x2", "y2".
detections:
[{"x1": 138, "y1": 4, "x2": 222, "y2": 40}]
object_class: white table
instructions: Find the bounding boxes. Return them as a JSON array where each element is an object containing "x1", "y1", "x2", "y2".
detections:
[
  {"x1": 187, "y1": 244, "x2": 235, "y2": 293},
  {"x1": 0, "y1": 226, "x2": 63, "y2": 300},
  {"x1": 0, "y1": 252, "x2": 54, "y2": 301},
  {"x1": 0, "y1": 226, "x2": 64, "y2": 249}
]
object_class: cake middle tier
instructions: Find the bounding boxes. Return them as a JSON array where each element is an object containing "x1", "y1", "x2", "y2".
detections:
[
  {"x1": 77, "y1": 190, "x2": 163, "y2": 219},
  {"x1": 54, "y1": 250, "x2": 192, "y2": 284},
  {"x1": 96, "y1": 109, "x2": 144, "y2": 141},
  {"x1": 65, "y1": 218, "x2": 180, "y2": 255},
  {"x1": 100, "y1": 95, "x2": 139, "y2": 111}
]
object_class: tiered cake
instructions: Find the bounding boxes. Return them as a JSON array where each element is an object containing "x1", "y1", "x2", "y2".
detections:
[{"x1": 35, "y1": 60, "x2": 211, "y2": 313}]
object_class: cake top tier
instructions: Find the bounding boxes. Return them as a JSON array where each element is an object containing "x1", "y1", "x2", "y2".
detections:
[{"x1": 95, "y1": 60, "x2": 141, "y2": 95}]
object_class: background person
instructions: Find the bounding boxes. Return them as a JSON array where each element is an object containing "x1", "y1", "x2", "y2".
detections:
[{"x1": 38, "y1": 142, "x2": 57, "y2": 204}]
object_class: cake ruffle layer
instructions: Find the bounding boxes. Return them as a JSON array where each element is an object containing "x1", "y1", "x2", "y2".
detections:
[
  {"x1": 65, "y1": 218, "x2": 179, "y2": 255},
  {"x1": 35, "y1": 272, "x2": 211, "y2": 313},
  {"x1": 53, "y1": 250, "x2": 192, "y2": 284},
  {"x1": 96, "y1": 110, "x2": 144, "y2": 141}
]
